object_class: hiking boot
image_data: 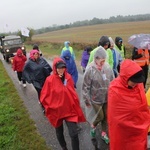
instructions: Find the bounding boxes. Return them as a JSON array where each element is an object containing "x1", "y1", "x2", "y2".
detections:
[{"x1": 101, "y1": 131, "x2": 109, "y2": 144}]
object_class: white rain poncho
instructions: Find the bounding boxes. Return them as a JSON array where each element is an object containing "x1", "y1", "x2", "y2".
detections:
[{"x1": 82, "y1": 47, "x2": 114, "y2": 124}]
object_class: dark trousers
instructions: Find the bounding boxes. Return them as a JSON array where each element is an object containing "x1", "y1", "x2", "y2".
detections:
[
  {"x1": 55, "y1": 121, "x2": 79, "y2": 150},
  {"x1": 141, "y1": 65, "x2": 148, "y2": 88},
  {"x1": 17, "y1": 71, "x2": 26, "y2": 84},
  {"x1": 34, "y1": 87, "x2": 41, "y2": 99},
  {"x1": 34, "y1": 87, "x2": 45, "y2": 112}
]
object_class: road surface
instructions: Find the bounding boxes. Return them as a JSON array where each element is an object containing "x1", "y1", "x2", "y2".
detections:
[{"x1": 0, "y1": 54, "x2": 109, "y2": 150}]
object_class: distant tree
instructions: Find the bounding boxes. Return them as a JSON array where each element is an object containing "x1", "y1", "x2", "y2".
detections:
[{"x1": 28, "y1": 28, "x2": 34, "y2": 41}]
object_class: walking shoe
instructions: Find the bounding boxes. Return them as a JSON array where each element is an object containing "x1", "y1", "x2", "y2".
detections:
[
  {"x1": 90, "y1": 127, "x2": 96, "y2": 138},
  {"x1": 23, "y1": 84, "x2": 26, "y2": 88},
  {"x1": 101, "y1": 131, "x2": 109, "y2": 144}
]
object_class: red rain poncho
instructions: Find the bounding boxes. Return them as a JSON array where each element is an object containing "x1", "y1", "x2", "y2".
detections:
[
  {"x1": 108, "y1": 59, "x2": 150, "y2": 150},
  {"x1": 40, "y1": 57, "x2": 86, "y2": 128},
  {"x1": 13, "y1": 49, "x2": 27, "y2": 72}
]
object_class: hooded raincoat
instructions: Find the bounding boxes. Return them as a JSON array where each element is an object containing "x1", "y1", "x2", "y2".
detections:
[
  {"x1": 82, "y1": 47, "x2": 114, "y2": 124},
  {"x1": 108, "y1": 59, "x2": 150, "y2": 150},
  {"x1": 61, "y1": 50, "x2": 78, "y2": 87},
  {"x1": 88, "y1": 46, "x2": 113, "y2": 68},
  {"x1": 81, "y1": 46, "x2": 92, "y2": 69},
  {"x1": 114, "y1": 37, "x2": 126, "y2": 59},
  {"x1": 23, "y1": 50, "x2": 52, "y2": 89},
  {"x1": 13, "y1": 49, "x2": 27, "y2": 72},
  {"x1": 61, "y1": 41, "x2": 75, "y2": 60},
  {"x1": 40, "y1": 57, "x2": 86, "y2": 128}
]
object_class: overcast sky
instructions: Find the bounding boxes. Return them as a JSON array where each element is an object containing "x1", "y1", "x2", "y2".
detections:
[{"x1": 0, "y1": 0, "x2": 150, "y2": 33}]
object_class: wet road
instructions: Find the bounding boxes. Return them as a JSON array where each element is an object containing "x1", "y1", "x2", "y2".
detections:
[{"x1": 0, "y1": 54, "x2": 109, "y2": 150}]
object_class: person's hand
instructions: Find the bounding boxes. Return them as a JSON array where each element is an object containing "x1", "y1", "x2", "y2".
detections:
[{"x1": 14, "y1": 70, "x2": 17, "y2": 73}]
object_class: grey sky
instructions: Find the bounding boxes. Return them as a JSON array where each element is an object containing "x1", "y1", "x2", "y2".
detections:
[{"x1": 1, "y1": 0, "x2": 150, "y2": 32}]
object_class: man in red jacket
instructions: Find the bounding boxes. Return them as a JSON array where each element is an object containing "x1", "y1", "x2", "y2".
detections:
[{"x1": 108, "y1": 59, "x2": 150, "y2": 150}]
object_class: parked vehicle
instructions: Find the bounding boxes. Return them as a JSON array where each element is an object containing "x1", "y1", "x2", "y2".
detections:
[{"x1": 0, "y1": 35, "x2": 26, "y2": 62}]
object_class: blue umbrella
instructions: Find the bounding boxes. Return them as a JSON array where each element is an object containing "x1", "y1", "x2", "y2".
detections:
[{"x1": 128, "y1": 34, "x2": 150, "y2": 49}]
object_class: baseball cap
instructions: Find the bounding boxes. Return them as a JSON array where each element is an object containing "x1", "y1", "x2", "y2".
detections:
[
  {"x1": 129, "y1": 70, "x2": 145, "y2": 83},
  {"x1": 56, "y1": 61, "x2": 66, "y2": 69}
]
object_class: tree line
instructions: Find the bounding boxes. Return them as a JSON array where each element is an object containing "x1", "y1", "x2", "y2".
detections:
[
  {"x1": 1, "y1": 13, "x2": 150, "y2": 42},
  {"x1": 35, "y1": 14, "x2": 150, "y2": 34}
]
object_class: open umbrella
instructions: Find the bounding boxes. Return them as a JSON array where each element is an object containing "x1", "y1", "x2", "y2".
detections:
[{"x1": 128, "y1": 34, "x2": 150, "y2": 49}]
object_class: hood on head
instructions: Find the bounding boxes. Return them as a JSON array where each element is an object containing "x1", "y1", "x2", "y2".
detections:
[
  {"x1": 17, "y1": 49, "x2": 23, "y2": 56},
  {"x1": 61, "y1": 50, "x2": 71, "y2": 59},
  {"x1": 94, "y1": 46, "x2": 107, "y2": 60},
  {"x1": 29, "y1": 49, "x2": 39, "y2": 60},
  {"x1": 129, "y1": 70, "x2": 145, "y2": 83},
  {"x1": 64, "y1": 41, "x2": 70, "y2": 48},
  {"x1": 109, "y1": 37, "x2": 115, "y2": 47},
  {"x1": 115, "y1": 37, "x2": 123, "y2": 44},
  {"x1": 119, "y1": 59, "x2": 143, "y2": 84},
  {"x1": 52, "y1": 57, "x2": 67, "y2": 74},
  {"x1": 85, "y1": 46, "x2": 92, "y2": 53},
  {"x1": 56, "y1": 61, "x2": 66, "y2": 69}
]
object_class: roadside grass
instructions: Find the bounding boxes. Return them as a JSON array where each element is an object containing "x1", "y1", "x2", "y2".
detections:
[{"x1": 0, "y1": 61, "x2": 51, "y2": 150}]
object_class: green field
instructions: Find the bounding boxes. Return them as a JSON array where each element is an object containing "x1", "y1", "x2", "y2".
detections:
[
  {"x1": 32, "y1": 20, "x2": 150, "y2": 47},
  {"x1": 26, "y1": 20, "x2": 150, "y2": 63}
]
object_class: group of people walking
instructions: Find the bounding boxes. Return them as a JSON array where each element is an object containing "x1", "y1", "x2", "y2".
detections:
[
  {"x1": 81, "y1": 36, "x2": 124, "y2": 78},
  {"x1": 11, "y1": 37, "x2": 150, "y2": 150},
  {"x1": 81, "y1": 36, "x2": 150, "y2": 150}
]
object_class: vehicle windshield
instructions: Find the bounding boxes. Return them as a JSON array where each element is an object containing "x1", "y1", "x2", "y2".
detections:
[{"x1": 3, "y1": 39, "x2": 22, "y2": 46}]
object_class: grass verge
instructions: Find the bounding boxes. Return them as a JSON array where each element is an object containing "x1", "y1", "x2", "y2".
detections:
[{"x1": 0, "y1": 61, "x2": 51, "y2": 150}]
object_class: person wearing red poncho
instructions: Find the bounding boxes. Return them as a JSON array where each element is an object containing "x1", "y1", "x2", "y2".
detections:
[
  {"x1": 108, "y1": 59, "x2": 150, "y2": 150},
  {"x1": 40, "y1": 57, "x2": 86, "y2": 150}
]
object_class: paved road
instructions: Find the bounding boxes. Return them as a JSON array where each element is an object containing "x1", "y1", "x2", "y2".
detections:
[
  {"x1": 1, "y1": 54, "x2": 150, "y2": 150},
  {"x1": 0, "y1": 54, "x2": 109, "y2": 150}
]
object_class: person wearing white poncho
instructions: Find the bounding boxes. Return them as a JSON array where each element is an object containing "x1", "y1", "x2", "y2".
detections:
[{"x1": 82, "y1": 46, "x2": 114, "y2": 146}]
